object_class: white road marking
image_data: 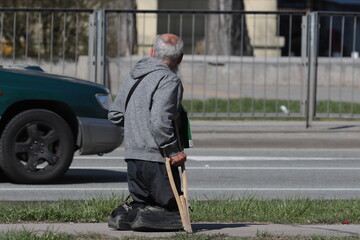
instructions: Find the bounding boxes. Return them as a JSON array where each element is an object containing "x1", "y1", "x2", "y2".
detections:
[
  {"x1": 2, "y1": 187, "x2": 360, "y2": 192},
  {"x1": 70, "y1": 166, "x2": 127, "y2": 170},
  {"x1": 74, "y1": 156, "x2": 360, "y2": 161},
  {"x1": 68, "y1": 166, "x2": 360, "y2": 170},
  {"x1": 186, "y1": 167, "x2": 360, "y2": 170},
  {"x1": 187, "y1": 156, "x2": 360, "y2": 161},
  {"x1": 189, "y1": 188, "x2": 360, "y2": 191},
  {"x1": 2, "y1": 157, "x2": 358, "y2": 193},
  {"x1": 0, "y1": 188, "x2": 129, "y2": 191},
  {"x1": 74, "y1": 156, "x2": 124, "y2": 160}
]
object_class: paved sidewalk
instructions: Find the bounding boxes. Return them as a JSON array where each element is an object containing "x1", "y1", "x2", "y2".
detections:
[
  {"x1": 191, "y1": 120, "x2": 360, "y2": 133},
  {"x1": 1, "y1": 222, "x2": 360, "y2": 237},
  {"x1": 190, "y1": 120, "x2": 360, "y2": 148}
]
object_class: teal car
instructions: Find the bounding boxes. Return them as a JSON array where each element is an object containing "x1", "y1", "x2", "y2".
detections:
[{"x1": 0, "y1": 66, "x2": 123, "y2": 183}]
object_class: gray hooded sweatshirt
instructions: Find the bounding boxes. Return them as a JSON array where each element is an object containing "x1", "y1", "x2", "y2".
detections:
[{"x1": 108, "y1": 57, "x2": 183, "y2": 163}]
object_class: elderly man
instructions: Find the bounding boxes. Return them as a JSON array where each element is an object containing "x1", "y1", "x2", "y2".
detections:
[{"x1": 108, "y1": 33, "x2": 187, "y2": 231}]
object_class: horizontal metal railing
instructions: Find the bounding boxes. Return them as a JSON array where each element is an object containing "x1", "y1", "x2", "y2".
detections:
[
  {"x1": 314, "y1": 12, "x2": 360, "y2": 119},
  {"x1": 0, "y1": 8, "x2": 93, "y2": 79},
  {"x1": 104, "y1": 10, "x2": 307, "y2": 118},
  {"x1": 2, "y1": 8, "x2": 360, "y2": 121}
]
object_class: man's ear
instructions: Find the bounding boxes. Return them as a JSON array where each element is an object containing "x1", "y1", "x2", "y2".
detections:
[
  {"x1": 150, "y1": 48, "x2": 155, "y2": 57},
  {"x1": 177, "y1": 53, "x2": 183, "y2": 64}
]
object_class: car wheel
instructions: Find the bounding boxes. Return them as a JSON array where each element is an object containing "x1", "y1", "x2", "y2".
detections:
[{"x1": 0, "y1": 109, "x2": 74, "y2": 183}]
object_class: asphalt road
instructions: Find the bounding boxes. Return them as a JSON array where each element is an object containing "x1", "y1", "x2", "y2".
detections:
[
  {"x1": 2, "y1": 120, "x2": 360, "y2": 237},
  {"x1": 2, "y1": 147, "x2": 360, "y2": 201}
]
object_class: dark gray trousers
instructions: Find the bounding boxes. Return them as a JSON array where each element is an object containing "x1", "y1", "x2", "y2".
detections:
[{"x1": 126, "y1": 159, "x2": 182, "y2": 211}]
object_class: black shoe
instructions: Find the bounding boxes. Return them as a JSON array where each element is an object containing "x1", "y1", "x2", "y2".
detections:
[
  {"x1": 131, "y1": 205, "x2": 183, "y2": 232},
  {"x1": 108, "y1": 202, "x2": 132, "y2": 230}
]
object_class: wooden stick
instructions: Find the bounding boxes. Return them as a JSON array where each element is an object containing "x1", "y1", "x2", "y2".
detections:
[
  {"x1": 181, "y1": 164, "x2": 191, "y2": 228},
  {"x1": 181, "y1": 165, "x2": 189, "y2": 204},
  {"x1": 165, "y1": 157, "x2": 193, "y2": 233}
]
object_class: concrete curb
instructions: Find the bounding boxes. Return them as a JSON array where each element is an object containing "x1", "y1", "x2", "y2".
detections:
[
  {"x1": 190, "y1": 120, "x2": 360, "y2": 148},
  {"x1": 190, "y1": 120, "x2": 360, "y2": 133},
  {"x1": 1, "y1": 222, "x2": 359, "y2": 237}
]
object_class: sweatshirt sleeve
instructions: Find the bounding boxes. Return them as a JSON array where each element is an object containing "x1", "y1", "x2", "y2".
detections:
[
  {"x1": 149, "y1": 75, "x2": 183, "y2": 157},
  {"x1": 108, "y1": 85, "x2": 126, "y2": 126}
]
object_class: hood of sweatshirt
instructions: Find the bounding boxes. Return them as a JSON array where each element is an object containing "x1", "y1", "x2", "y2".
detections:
[{"x1": 129, "y1": 57, "x2": 170, "y2": 80}]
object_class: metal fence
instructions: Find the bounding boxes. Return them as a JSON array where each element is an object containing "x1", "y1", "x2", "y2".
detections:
[
  {"x1": 0, "y1": 8, "x2": 93, "y2": 79},
  {"x1": 103, "y1": 10, "x2": 308, "y2": 119},
  {"x1": 2, "y1": 9, "x2": 360, "y2": 124},
  {"x1": 308, "y1": 12, "x2": 360, "y2": 123}
]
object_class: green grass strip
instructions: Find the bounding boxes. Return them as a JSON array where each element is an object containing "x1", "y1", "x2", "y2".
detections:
[
  {"x1": 1, "y1": 196, "x2": 360, "y2": 224},
  {"x1": 182, "y1": 98, "x2": 360, "y2": 115},
  {"x1": 0, "y1": 196, "x2": 120, "y2": 223},
  {"x1": 190, "y1": 197, "x2": 360, "y2": 224},
  {"x1": 0, "y1": 231, "x2": 115, "y2": 240},
  {"x1": 182, "y1": 98, "x2": 302, "y2": 114}
]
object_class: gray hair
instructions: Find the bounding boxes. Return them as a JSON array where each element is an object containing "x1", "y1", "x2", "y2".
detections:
[{"x1": 153, "y1": 34, "x2": 184, "y2": 60}]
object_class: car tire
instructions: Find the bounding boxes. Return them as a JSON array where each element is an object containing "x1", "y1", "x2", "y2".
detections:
[{"x1": 0, "y1": 109, "x2": 74, "y2": 183}]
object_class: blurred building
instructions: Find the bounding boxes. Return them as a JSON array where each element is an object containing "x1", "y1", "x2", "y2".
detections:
[
  {"x1": 278, "y1": 0, "x2": 360, "y2": 57},
  {"x1": 137, "y1": 0, "x2": 360, "y2": 57},
  {"x1": 137, "y1": 0, "x2": 284, "y2": 56}
]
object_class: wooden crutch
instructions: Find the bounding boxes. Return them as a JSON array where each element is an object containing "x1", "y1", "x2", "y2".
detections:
[{"x1": 165, "y1": 157, "x2": 192, "y2": 233}]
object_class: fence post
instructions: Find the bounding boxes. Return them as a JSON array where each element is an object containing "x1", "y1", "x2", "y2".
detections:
[
  {"x1": 301, "y1": 15, "x2": 308, "y2": 117},
  {"x1": 96, "y1": 10, "x2": 107, "y2": 86},
  {"x1": 88, "y1": 12, "x2": 96, "y2": 82},
  {"x1": 305, "y1": 12, "x2": 319, "y2": 128},
  {"x1": 88, "y1": 10, "x2": 106, "y2": 86}
]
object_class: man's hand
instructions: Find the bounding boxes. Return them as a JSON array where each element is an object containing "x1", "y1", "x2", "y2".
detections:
[{"x1": 170, "y1": 151, "x2": 187, "y2": 167}]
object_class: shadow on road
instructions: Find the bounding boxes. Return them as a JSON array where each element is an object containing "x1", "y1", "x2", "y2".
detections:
[
  {"x1": 192, "y1": 223, "x2": 250, "y2": 232},
  {"x1": 53, "y1": 169, "x2": 128, "y2": 184},
  {"x1": 328, "y1": 125, "x2": 358, "y2": 130},
  {"x1": 0, "y1": 169, "x2": 127, "y2": 184}
]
